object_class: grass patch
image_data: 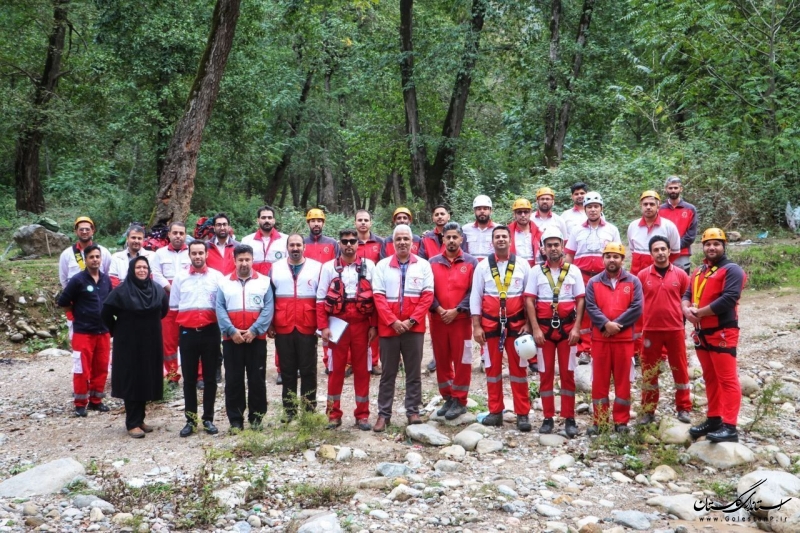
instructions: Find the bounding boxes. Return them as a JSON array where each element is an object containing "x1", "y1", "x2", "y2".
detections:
[
  {"x1": 725, "y1": 244, "x2": 800, "y2": 289},
  {"x1": 231, "y1": 405, "x2": 344, "y2": 457},
  {"x1": 0, "y1": 258, "x2": 59, "y2": 295},
  {"x1": 700, "y1": 479, "x2": 737, "y2": 500},
  {"x1": 467, "y1": 395, "x2": 487, "y2": 414},
  {"x1": 282, "y1": 478, "x2": 355, "y2": 507}
]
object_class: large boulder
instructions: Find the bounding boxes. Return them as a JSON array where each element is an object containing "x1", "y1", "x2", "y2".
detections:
[
  {"x1": 658, "y1": 417, "x2": 691, "y2": 445},
  {"x1": 12, "y1": 224, "x2": 71, "y2": 257},
  {"x1": 737, "y1": 470, "x2": 800, "y2": 518},
  {"x1": 405, "y1": 424, "x2": 451, "y2": 446},
  {"x1": 687, "y1": 441, "x2": 755, "y2": 469},
  {"x1": 646, "y1": 494, "x2": 709, "y2": 520},
  {"x1": 0, "y1": 458, "x2": 85, "y2": 498}
]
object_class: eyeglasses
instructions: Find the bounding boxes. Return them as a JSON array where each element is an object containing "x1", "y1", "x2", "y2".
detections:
[
  {"x1": 214, "y1": 223, "x2": 229, "y2": 227},
  {"x1": 77, "y1": 228, "x2": 92, "y2": 233},
  {"x1": 340, "y1": 239, "x2": 358, "y2": 245}
]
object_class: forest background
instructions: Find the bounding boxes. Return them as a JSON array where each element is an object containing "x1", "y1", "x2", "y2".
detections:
[{"x1": 1, "y1": 0, "x2": 798, "y2": 240}]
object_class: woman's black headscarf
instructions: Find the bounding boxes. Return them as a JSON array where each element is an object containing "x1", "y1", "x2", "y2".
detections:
[{"x1": 104, "y1": 256, "x2": 165, "y2": 312}]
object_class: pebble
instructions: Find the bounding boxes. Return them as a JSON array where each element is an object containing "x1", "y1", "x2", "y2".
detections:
[
  {"x1": 777, "y1": 452, "x2": 792, "y2": 469},
  {"x1": 369, "y1": 509, "x2": 389, "y2": 520},
  {"x1": 613, "y1": 510, "x2": 651, "y2": 530},
  {"x1": 549, "y1": 455, "x2": 575, "y2": 471},
  {"x1": 535, "y1": 503, "x2": 562, "y2": 517},
  {"x1": 336, "y1": 447, "x2": 352, "y2": 462},
  {"x1": 475, "y1": 439, "x2": 503, "y2": 454},
  {"x1": 405, "y1": 452, "x2": 423, "y2": 467},
  {"x1": 769, "y1": 361, "x2": 785, "y2": 370},
  {"x1": 434, "y1": 460, "x2": 460, "y2": 473},
  {"x1": 611, "y1": 472, "x2": 633, "y2": 484},
  {"x1": 539, "y1": 434, "x2": 568, "y2": 447},
  {"x1": 247, "y1": 515, "x2": 261, "y2": 527},
  {"x1": 439, "y1": 445, "x2": 466, "y2": 460}
]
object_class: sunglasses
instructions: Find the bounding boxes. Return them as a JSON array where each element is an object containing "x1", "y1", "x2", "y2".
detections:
[{"x1": 340, "y1": 238, "x2": 358, "y2": 245}]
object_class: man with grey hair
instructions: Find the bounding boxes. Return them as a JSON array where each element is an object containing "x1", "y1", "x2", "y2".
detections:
[
  {"x1": 659, "y1": 176, "x2": 697, "y2": 274},
  {"x1": 109, "y1": 225, "x2": 153, "y2": 288},
  {"x1": 372, "y1": 224, "x2": 434, "y2": 431},
  {"x1": 428, "y1": 222, "x2": 478, "y2": 420}
]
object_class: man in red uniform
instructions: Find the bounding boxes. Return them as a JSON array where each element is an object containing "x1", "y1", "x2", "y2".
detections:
[
  {"x1": 170, "y1": 241, "x2": 223, "y2": 437},
  {"x1": 585, "y1": 242, "x2": 643, "y2": 435},
  {"x1": 58, "y1": 245, "x2": 112, "y2": 417},
  {"x1": 525, "y1": 227, "x2": 584, "y2": 437},
  {"x1": 471, "y1": 226, "x2": 532, "y2": 431},
  {"x1": 627, "y1": 190, "x2": 681, "y2": 276},
  {"x1": 636, "y1": 235, "x2": 692, "y2": 425},
  {"x1": 304, "y1": 208, "x2": 339, "y2": 263},
  {"x1": 206, "y1": 212, "x2": 238, "y2": 275},
  {"x1": 380, "y1": 207, "x2": 426, "y2": 259},
  {"x1": 241, "y1": 206, "x2": 289, "y2": 276},
  {"x1": 659, "y1": 176, "x2": 697, "y2": 275},
  {"x1": 373, "y1": 225, "x2": 434, "y2": 431},
  {"x1": 683, "y1": 228, "x2": 746, "y2": 443},
  {"x1": 270, "y1": 235, "x2": 322, "y2": 420},
  {"x1": 508, "y1": 198, "x2": 541, "y2": 267},
  {"x1": 317, "y1": 229, "x2": 378, "y2": 430},
  {"x1": 355, "y1": 209, "x2": 383, "y2": 373},
  {"x1": 421, "y1": 204, "x2": 451, "y2": 258},
  {"x1": 429, "y1": 222, "x2": 478, "y2": 420}
]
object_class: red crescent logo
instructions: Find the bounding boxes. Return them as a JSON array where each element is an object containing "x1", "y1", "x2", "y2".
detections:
[
  {"x1": 624, "y1": 286, "x2": 631, "y2": 293},
  {"x1": 460, "y1": 266, "x2": 467, "y2": 273}
]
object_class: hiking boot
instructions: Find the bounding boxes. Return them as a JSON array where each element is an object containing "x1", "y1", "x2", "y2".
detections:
[
  {"x1": 539, "y1": 417, "x2": 555, "y2": 434},
  {"x1": 139, "y1": 423, "x2": 155, "y2": 433},
  {"x1": 445, "y1": 403, "x2": 468, "y2": 420},
  {"x1": 197, "y1": 380, "x2": 204, "y2": 390},
  {"x1": 689, "y1": 417, "x2": 722, "y2": 440},
  {"x1": 371, "y1": 364, "x2": 382, "y2": 375},
  {"x1": 202, "y1": 421, "x2": 219, "y2": 435},
  {"x1": 407, "y1": 414, "x2": 422, "y2": 425},
  {"x1": 373, "y1": 417, "x2": 389, "y2": 432},
  {"x1": 216, "y1": 367, "x2": 223, "y2": 383},
  {"x1": 586, "y1": 425, "x2": 600, "y2": 436},
  {"x1": 637, "y1": 412, "x2": 656, "y2": 426},
  {"x1": 517, "y1": 415, "x2": 532, "y2": 432},
  {"x1": 528, "y1": 361, "x2": 538, "y2": 374},
  {"x1": 427, "y1": 359, "x2": 437, "y2": 372},
  {"x1": 355, "y1": 419, "x2": 372, "y2": 431},
  {"x1": 677, "y1": 410, "x2": 691, "y2": 424},
  {"x1": 564, "y1": 418, "x2": 578, "y2": 438},
  {"x1": 481, "y1": 412, "x2": 504, "y2": 427},
  {"x1": 276, "y1": 374, "x2": 283, "y2": 385},
  {"x1": 168, "y1": 380, "x2": 180, "y2": 390},
  {"x1": 327, "y1": 418, "x2": 342, "y2": 430},
  {"x1": 87, "y1": 402, "x2": 110, "y2": 412},
  {"x1": 707, "y1": 423, "x2": 738, "y2": 443},
  {"x1": 437, "y1": 397, "x2": 456, "y2": 417},
  {"x1": 179, "y1": 423, "x2": 195, "y2": 438},
  {"x1": 75, "y1": 407, "x2": 87, "y2": 417},
  {"x1": 615, "y1": 424, "x2": 630, "y2": 434},
  {"x1": 128, "y1": 427, "x2": 145, "y2": 439}
]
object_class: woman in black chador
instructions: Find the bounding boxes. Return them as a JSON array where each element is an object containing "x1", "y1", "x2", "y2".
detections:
[{"x1": 102, "y1": 256, "x2": 169, "y2": 438}]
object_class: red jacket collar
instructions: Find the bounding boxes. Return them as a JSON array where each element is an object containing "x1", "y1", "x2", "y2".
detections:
[
  {"x1": 472, "y1": 220, "x2": 495, "y2": 229},
  {"x1": 228, "y1": 270, "x2": 259, "y2": 281},
  {"x1": 582, "y1": 218, "x2": 607, "y2": 228},
  {"x1": 254, "y1": 229, "x2": 279, "y2": 242},
  {"x1": 389, "y1": 254, "x2": 418, "y2": 268},
  {"x1": 638, "y1": 215, "x2": 662, "y2": 227},
  {"x1": 189, "y1": 266, "x2": 209, "y2": 275}
]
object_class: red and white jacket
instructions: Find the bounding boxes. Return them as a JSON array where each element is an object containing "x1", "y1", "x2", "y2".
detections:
[
  {"x1": 271, "y1": 258, "x2": 322, "y2": 335},
  {"x1": 241, "y1": 229, "x2": 289, "y2": 275},
  {"x1": 533, "y1": 212, "x2": 568, "y2": 240},
  {"x1": 169, "y1": 266, "x2": 224, "y2": 328},
  {"x1": 303, "y1": 235, "x2": 339, "y2": 264},
  {"x1": 215, "y1": 272, "x2": 274, "y2": 340},
  {"x1": 659, "y1": 200, "x2": 698, "y2": 257},
  {"x1": 429, "y1": 251, "x2": 478, "y2": 324},
  {"x1": 316, "y1": 257, "x2": 377, "y2": 328},
  {"x1": 356, "y1": 233, "x2": 383, "y2": 263},
  {"x1": 380, "y1": 234, "x2": 426, "y2": 259},
  {"x1": 524, "y1": 261, "x2": 585, "y2": 320},
  {"x1": 462, "y1": 221, "x2": 495, "y2": 261},
  {"x1": 206, "y1": 237, "x2": 238, "y2": 275},
  {"x1": 561, "y1": 207, "x2": 588, "y2": 236},
  {"x1": 626, "y1": 216, "x2": 680, "y2": 275},
  {"x1": 470, "y1": 254, "x2": 530, "y2": 335},
  {"x1": 637, "y1": 264, "x2": 689, "y2": 332},
  {"x1": 373, "y1": 254, "x2": 434, "y2": 337},
  {"x1": 150, "y1": 245, "x2": 190, "y2": 287},
  {"x1": 508, "y1": 221, "x2": 541, "y2": 266},
  {"x1": 564, "y1": 219, "x2": 622, "y2": 276},
  {"x1": 585, "y1": 270, "x2": 643, "y2": 343},
  {"x1": 108, "y1": 248, "x2": 154, "y2": 287}
]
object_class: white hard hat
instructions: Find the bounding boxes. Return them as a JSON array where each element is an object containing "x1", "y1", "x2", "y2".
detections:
[
  {"x1": 473, "y1": 195, "x2": 493, "y2": 209},
  {"x1": 540, "y1": 226, "x2": 564, "y2": 245},
  {"x1": 583, "y1": 191, "x2": 604, "y2": 207},
  {"x1": 514, "y1": 334, "x2": 538, "y2": 362}
]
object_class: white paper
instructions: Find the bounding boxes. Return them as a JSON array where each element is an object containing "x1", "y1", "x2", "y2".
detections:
[
  {"x1": 536, "y1": 347, "x2": 544, "y2": 372},
  {"x1": 630, "y1": 356, "x2": 636, "y2": 382},
  {"x1": 326, "y1": 348, "x2": 334, "y2": 372},
  {"x1": 71, "y1": 350, "x2": 83, "y2": 374},
  {"x1": 462, "y1": 340, "x2": 473, "y2": 364},
  {"x1": 568, "y1": 345, "x2": 578, "y2": 371},
  {"x1": 367, "y1": 346, "x2": 373, "y2": 371},
  {"x1": 316, "y1": 316, "x2": 349, "y2": 344},
  {"x1": 482, "y1": 344, "x2": 491, "y2": 369}
]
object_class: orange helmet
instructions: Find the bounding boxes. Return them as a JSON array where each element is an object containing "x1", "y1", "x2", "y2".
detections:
[
  {"x1": 306, "y1": 208, "x2": 326, "y2": 221},
  {"x1": 602, "y1": 242, "x2": 626, "y2": 256},
  {"x1": 74, "y1": 216, "x2": 95, "y2": 230},
  {"x1": 640, "y1": 190, "x2": 661, "y2": 202},
  {"x1": 536, "y1": 187, "x2": 555, "y2": 199},
  {"x1": 392, "y1": 207, "x2": 413, "y2": 222},
  {"x1": 701, "y1": 228, "x2": 727, "y2": 243},
  {"x1": 512, "y1": 198, "x2": 532, "y2": 211}
]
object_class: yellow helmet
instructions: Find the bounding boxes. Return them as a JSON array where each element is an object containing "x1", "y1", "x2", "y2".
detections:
[
  {"x1": 536, "y1": 187, "x2": 555, "y2": 199},
  {"x1": 392, "y1": 207, "x2": 413, "y2": 222},
  {"x1": 640, "y1": 190, "x2": 661, "y2": 202},
  {"x1": 602, "y1": 242, "x2": 626, "y2": 256},
  {"x1": 512, "y1": 198, "x2": 532, "y2": 211},
  {"x1": 701, "y1": 228, "x2": 727, "y2": 243},
  {"x1": 74, "y1": 216, "x2": 95, "y2": 230},
  {"x1": 306, "y1": 208, "x2": 326, "y2": 221}
]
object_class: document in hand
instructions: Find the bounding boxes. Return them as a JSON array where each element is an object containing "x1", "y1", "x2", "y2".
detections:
[{"x1": 316, "y1": 316, "x2": 349, "y2": 344}]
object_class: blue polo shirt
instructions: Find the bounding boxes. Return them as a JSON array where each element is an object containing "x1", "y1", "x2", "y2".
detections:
[{"x1": 57, "y1": 270, "x2": 112, "y2": 334}]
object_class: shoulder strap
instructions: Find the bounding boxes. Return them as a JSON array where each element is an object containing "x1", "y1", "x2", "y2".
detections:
[{"x1": 73, "y1": 244, "x2": 86, "y2": 271}]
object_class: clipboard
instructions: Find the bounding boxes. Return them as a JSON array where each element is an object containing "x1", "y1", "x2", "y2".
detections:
[{"x1": 316, "y1": 316, "x2": 349, "y2": 344}]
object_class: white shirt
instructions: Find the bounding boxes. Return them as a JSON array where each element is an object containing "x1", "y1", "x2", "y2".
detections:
[
  {"x1": 58, "y1": 244, "x2": 112, "y2": 288},
  {"x1": 461, "y1": 221, "x2": 495, "y2": 261},
  {"x1": 150, "y1": 246, "x2": 191, "y2": 287},
  {"x1": 524, "y1": 263, "x2": 586, "y2": 302},
  {"x1": 561, "y1": 207, "x2": 588, "y2": 236},
  {"x1": 533, "y1": 211, "x2": 568, "y2": 240},
  {"x1": 108, "y1": 248, "x2": 154, "y2": 284}
]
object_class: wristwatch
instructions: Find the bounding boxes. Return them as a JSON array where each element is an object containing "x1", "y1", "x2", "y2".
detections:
[{"x1": 408, "y1": 318, "x2": 418, "y2": 326}]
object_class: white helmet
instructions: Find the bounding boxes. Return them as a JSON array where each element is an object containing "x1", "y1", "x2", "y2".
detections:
[
  {"x1": 540, "y1": 226, "x2": 564, "y2": 246},
  {"x1": 583, "y1": 191, "x2": 604, "y2": 207},
  {"x1": 514, "y1": 334, "x2": 538, "y2": 361},
  {"x1": 473, "y1": 195, "x2": 493, "y2": 209}
]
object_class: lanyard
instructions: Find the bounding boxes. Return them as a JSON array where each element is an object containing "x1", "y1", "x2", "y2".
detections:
[
  {"x1": 692, "y1": 265, "x2": 718, "y2": 307},
  {"x1": 542, "y1": 262, "x2": 570, "y2": 328},
  {"x1": 73, "y1": 244, "x2": 86, "y2": 271},
  {"x1": 260, "y1": 231, "x2": 276, "y2": 261},
  {"x1": 488, "y1": 254, "x2": 516, "y2": 352}
]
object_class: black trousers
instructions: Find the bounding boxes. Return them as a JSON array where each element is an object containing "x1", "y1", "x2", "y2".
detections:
[
  {"x1": 274, "y1": 330, "x2": 318, "y2": 416},
  {"x1": 180, "y1": 324, "x2": 221, "y2": 422},
  {"x1": 223, "y1": 338, "x2": 267, "y2": 426},
  {"x1": 124, "y1": 400, "x2": 146, "y2": 430}
]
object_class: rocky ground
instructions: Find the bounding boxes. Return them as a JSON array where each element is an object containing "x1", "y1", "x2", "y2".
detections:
[{"x1": 1, "y1": 282, "x2": 800, "y2": 533}]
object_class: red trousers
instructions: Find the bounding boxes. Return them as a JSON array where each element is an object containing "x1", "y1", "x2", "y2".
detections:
[
  {"x1": 577, "y1": 271, "x2": 594, "y2": 355},
  {"x1": 72, "y1": 332, "x2": 111, "y2": 407},
  {"x1": 591, "y1": 339, "x2": 634, "y2": 425},
  {"x1": 641, "y1": 330, "x2": 692, "y2": 414},
  {"x1": 485, "y1": 336, "x2": 530, "y2": 415},
  {"x1": 695, "y1": 328, "x2": 741, "y2": 425},
  {"x1": 430, "y1": 318, "x2": 472, "y2": 406},
  {"x1": 326, "y1": 318, "x2": 371, "y2": 421},
  {"x1": 370, "y1": 336, "x2": 380, "y2": 367},
  {"x1": 539, "y1": 323, "x2": 576, "y2": 419},
  {"x1": 162, "y1": 310, "x2": 180, "y2": 381}
]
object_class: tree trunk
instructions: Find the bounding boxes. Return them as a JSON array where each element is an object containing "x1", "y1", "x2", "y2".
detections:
[
  {"x1": 319, "y1": 163, "x2": 336, "y2": 208},
  {"x1": 543, "y1": 0, "x2": 562, "y2": 168},
  {"x1": 299, "y1": 172, "x2": 316, "y2": 208},
  {"x1": 399, "y1": 0, "x2": 428, "y2": 201},
  {"x1": 14, "y1": 0, "x2": 70, "y2": 214},
  {"x1": 153, "y1": 0, "x2": 241, "y2": 225},
  {"x1": 263, "y1": 70, "x2": 314, "y2": 204}
]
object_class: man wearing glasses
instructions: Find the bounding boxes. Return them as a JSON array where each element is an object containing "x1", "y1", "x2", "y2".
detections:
[{"x1": 206, "y1": 212, "x2": 238, "y2": 275}]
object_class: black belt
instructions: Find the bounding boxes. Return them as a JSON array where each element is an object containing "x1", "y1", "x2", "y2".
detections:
[{"x1": 180, "y1": 323, "x2": 219, "y2": 333}]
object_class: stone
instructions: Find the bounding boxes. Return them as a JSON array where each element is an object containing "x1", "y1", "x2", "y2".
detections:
[
  {"x1": 576, "y1": 516, "x2": 600, "y2": 529},
  {"x1": 775, "y1": 452, "x2": 791, "y2": 469},
  {"x1": 658, "y1": 417, "x2": 692, "y2": 445},
  {"x1": 297, "y1": 512, "x2": 342, "y2": 533},
  {"x1": 387, "y1": 484, "x2": 421, "y2": 502},
  {"x1": 247, "y1": 515, "x2": 262, "y2": 528},
  {"x1": 24, "y1": 517, "x2": 45, "y2": 528},
  {"x1": 769, "y1": 361, "x2": 785, "y2": 370},
  {"x1": 612, "y1": 510, "x2": 650, "y2": 530},
  {"x1": 434, "y1": 460, "x2": 460, "y2": 473},
  {"x1": 0, "y1": 457, "x2": 85, "y2": 497},
  {"x1": 405, "y1": 424, "x2": 451, "y2": 446},
  {"x1": 539, "y1": 434, "x2": 568, "y2": 447},
  {"x1": 35, "y1": 330, "x2": 52, "y2": 339},
  {"x1": 112, "y1": 513, "x2": 134, "y2": 525},
  {"x1": 687, "y1": 441, "x2": 755, "y2": 469},
  {"x1": 440, "y1": 445, "x2": 466, "y2": 459},
  {"x1": 376, "y1": 463, "x2": 412, "y2": 478},
  {"x1": 319, "y1": 444, "x2": 337, "y2": 460},
  {"x1": 10, "y1": 333, "x2": 24, "y2": 342},
  {"x1": 465, "y1": 422, "x2": 491, "y2": 435},
  {"x1": 37, "y1": 348, "x2": 71, "y2": 357},
  {"x1": 212, "y1": 481, "x2": 251, "y2": 508},
  {"x1": 737, "y1": 470, "x2": 800, "y2": 518},
  {"x1": 611, "y1": 472, "x2": 633, "y2": 484},
  {"x1": 727, "y1": 231, "x2": 742, "y2": 242},
  {"x1": 369, "y1": 509, "x2": 390, "y2": 520},
  {"x1": 549, "y1": 454, "x2": 575, "y2": 471},
  {"x1": 575, "y1": 365, "x2": 592, "y2": 392},
  {"x1": 781, "y1": 383, "x2": 800, "y2": 401},
  {"x1": 232, "y1": 521, "x2": 252, "y2": 533},
  {"x1": 769, "y1": 497, "x2": 800, "y2": 533},
  {"x1": 647, "y1": 494, "x2": 710, "y2": 520},
  {"x1": 544, "y1": 521, "x2": 569, "y2": 533},
  {"x1": 635, "y1": 474, "x2": 649, "y2": 486},
  {"x1": 335, "y1": 447, "x2": 352, "y2": 462},
  {"x1": 498, "y1": 485, "x2": 518, "y2": 498},
  {"x1": 475, "y1": 439, "x2": 503, "y2": 454},
  {"x1": 303, "y1": 450, "x2": 317, "y2": 463},
  {"x1": 651, "y1": 465, "x2": 677, "y2": 482},
  {"x1": 578, "y1": 523, "x2": 602, "y2": 533},
  {"x1": 22, "y1": 503, "x2": 38, "y2": 516},
  {"x1": 453, "y1": 429, "x2": 484, "y2": 450},
  {"x1": 405, "y1": 452, "x2": 423, "y2": 467},
  {"x1": 739, "y1": 374, "x2": 760, "y2": 396},
  {"x1": 12, "y1": 224, "x2": 71, "y2": 257},
  {"x1": 352, "y1": 448, "x2": 367, "y2": 459},
  {"x1": 428, "y1": 411, "x2": 478, "y2": 426},
  {"x1": 535, "y1": 504, "x2": 562, "y2": 517},
  {"x1": 357, "y1": 477, "x2": 393, "y2": 489},
  {"x1": 90, "y1": 507, "x2": 104, "y2": 522}
]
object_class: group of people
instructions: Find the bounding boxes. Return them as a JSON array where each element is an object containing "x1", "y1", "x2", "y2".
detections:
[{"x1": 56, "y1": 175, "x2": 746, "y2": 443}]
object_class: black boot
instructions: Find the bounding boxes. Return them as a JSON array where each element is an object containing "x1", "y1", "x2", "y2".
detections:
[
  {"x1": 707, "y1": 423, "x2": 738, "y2": 443},
  {"x1": 564, "y1": 418, "x2": 578, "y2": 438},
  {"x1": 517, "y1": 415, "x2": 532, "y2": 432},
  {"x1": 481, "y1": 412, "x2": 504, "y2": 427},
  {"x1": 437, "y1": 397, "x2": 455, "y2": 417},
  {"x1": 689, "y1": 417, "x2": 722, "y2": 440},
  {"x1": 539, "y1": 417, "x2": 555, "y2": 434}
]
